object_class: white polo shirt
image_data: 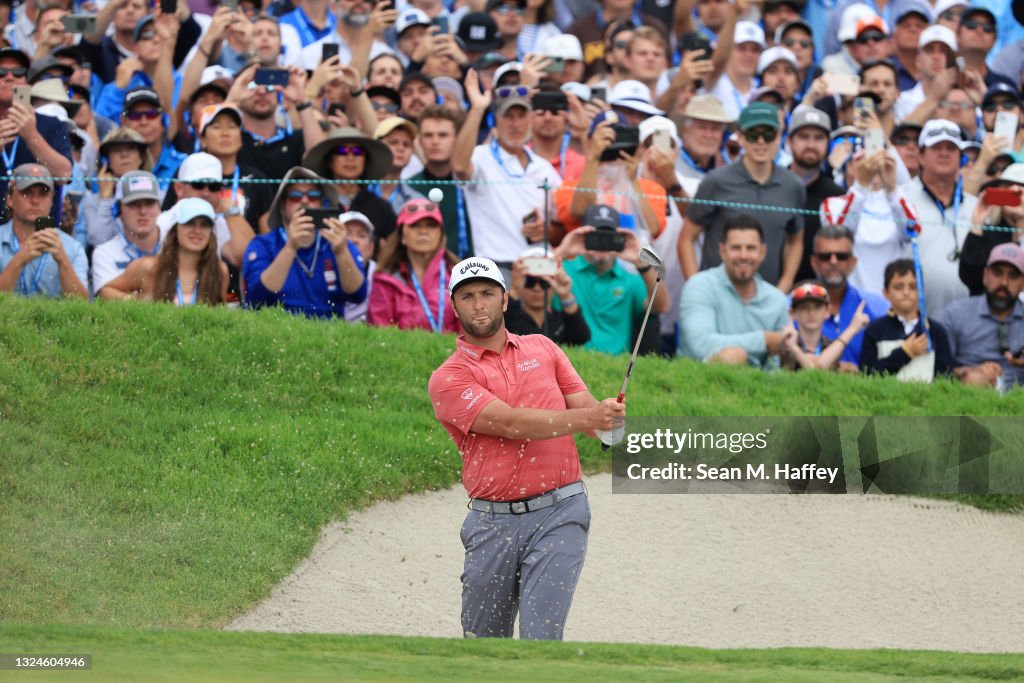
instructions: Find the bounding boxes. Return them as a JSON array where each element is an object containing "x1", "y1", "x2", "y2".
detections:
[
  {"x1": 464, "y1": 140, "x2": 562, "y2": 262},
  {"x1": 899, "y1": 176, "x2": 975, "y2": 315},
  {"x1": 91, "y1": 233, "x2": 162, "y2": 293}
]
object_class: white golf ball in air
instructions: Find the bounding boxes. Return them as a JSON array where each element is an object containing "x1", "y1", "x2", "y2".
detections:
[{"x1": 428, "y1": 188, "x2": 444, "y2": 203}]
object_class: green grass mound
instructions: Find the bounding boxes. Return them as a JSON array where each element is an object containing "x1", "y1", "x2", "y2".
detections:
[{"x1": 1, "y1": 297, "x2": 1022, "y2": 629}]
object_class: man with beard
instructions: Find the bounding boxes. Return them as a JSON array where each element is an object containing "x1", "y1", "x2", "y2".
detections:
[
  {"x1": 679, "y1": 214, "x2": 790, "y2": 365},
  {"x1": 428, "y1": 255, "x2": 623, "y2": 640},
  {"x1": 529, "y1": 87, "x2": 585, "y2": 180},
  {"x1": 809, "y1": 225, "x2": 889, "y2": 369},
  {"x1": 788, "y1": 108, "x2": 843, "y2": 283},
  {"x1": 297, "y1": 0, "x2": 392, "y2": 72},
  {"x1": 936, "y1": 242, "x2": 1024, "y2": 388}
]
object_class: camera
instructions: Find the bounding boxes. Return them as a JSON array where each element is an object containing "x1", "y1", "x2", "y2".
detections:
[
  {"x1": 600, "y1": 125, "x2": 640, "y2": 162},
  {"x1": 61, "y1": 14, "x2": 97, "y2": 34},
  {"x1": 583, "y1": 227, "x2": 626, "y2": 252}
]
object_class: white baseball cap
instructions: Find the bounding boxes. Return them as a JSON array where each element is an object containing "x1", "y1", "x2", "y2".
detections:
[
  {"x1": 734, "y1": 21, "x2": 766, "y2": 48},
  {"x1": 178, "y1": 152, "x2": 223, "y2": 182},
  {"x1": 934, "y1": 0, "x2": 969, "y2": 17},
  {"x1": 757, "y1": 46, "x2": 799, "y2": 76},
  {"x1": 396, "y1": 8, "x2": 431, "y2": 35},
  {"x1": 339, "y1": 210, "x2": 375, "y2": 234},
  {"x1": 493, "y1": 61, "x2": 523, "y2": 85},
  {"x1": 638, "y1": 115, "x2": 680, "y2": 147},
  {"x1": 919, "y1": 25, "x2": 957, "y2": 52},
  {"x1": 918, "y1": 119, "x2": 965, "y2": 148},
  {"x1": 838, "y1": 4, "x2": 879, "y2": 43},
  {"x1": 200, "y1": 65, "x2": 233, "y2": 85},
  {"x1": 175, "y1": 197, "x2": 217, "y2": 224},
  {"x1": 449, "y1": 257, "x2": 507, "y2": 296},
  {"x1": 561, "y1": 81, "x2": 592, "y2": 101},
  {"x1": 542, "y1": 34, "x2": 583, "y2": 61},
  {"x1": 609, "y1": 79, "x2": 664, "y2": 116}
]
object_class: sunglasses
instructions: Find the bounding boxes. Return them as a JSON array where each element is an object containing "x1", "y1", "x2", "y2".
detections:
[
  {"x1": 983, "y1": 100, "x2": 1018, "y2": 113},
  {"x1": 612, "y1": 39, "x2": 629, "y2": 50},
  {"x1": 962, "y1": 19, "x2": 995, "y2": 33},
  {"x1": 856, "y1": 32, "x2": 886, "y2": 44},
  {"x1": 791, "y1": 283, "x2": 828, "y2": 302},
  {"x1": 891, "y1": 135, "x2": 917, "y2": 146},
  {"x1": 744, "y1": 128, "x2": 778, "y2": 143},
  {"x1": 940, "y1": 9, "x2": 964, "y2": 21},
  {"x1": 493, "y1": 5, "x2": 524, "y2": 14},
  {"x1": 189, "y1": 181, "x2": 224, "y2": 191},
  {"x1": 814, "y1": 251, "x2": 852, "y2": 261},
  {"x1": 0, "y1": 66, "x2": 27, "y2": 78},
  {"x1": 783, "y1": 38, "x2": 812, "y2": 49},
  {"x1": 938, "y1": 100, "x2": 973, "y2": 111},
  {"x1": 125, "y1": 109, "x2": 162, "y2": 121},
  {"x1": 523, "y1": 276, "x2": 550, "y2": 290},
  {"x1": 286, "y1": 189, "x2": 324, "y2": 202},
  {"x1": 372, "y1": 102, "x2": 398, "y2": 113},
  {"x1": 495, "y1": 86, "x2": 530, "y2": 99},
  {"x1": 403, "y1": 200, "x2": 439, "y2": 214},
  {"x1": 336, "y1": 146, "x2": 364, "y2": 156}
]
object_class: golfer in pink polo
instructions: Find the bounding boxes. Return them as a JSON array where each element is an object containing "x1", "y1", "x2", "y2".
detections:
[{"x1": 428, "y1": 256, "x2": 624, "y2": 640}]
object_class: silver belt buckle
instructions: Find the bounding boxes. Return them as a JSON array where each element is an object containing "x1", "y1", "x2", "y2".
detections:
[{"x1": 509, "y1": 500, "x2": 528, "y2": 514}]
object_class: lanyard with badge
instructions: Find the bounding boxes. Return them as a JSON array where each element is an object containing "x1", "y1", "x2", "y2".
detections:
[
  {"x1": 410, "y1": 266, "x2": 446, "y2": 333},
  {"x1": 453, "y1": 183, "x2": 469, "y2": 258},
  {"x1": 2, "y1": 138, "x2": 19, "y2": 175},
  {"x1": 11, "y1": 230, "x2": 48, "y2": 295},
  {"x1": 229, "y1": 165, "x2": 241, "y2": 207},
  {"x1": 176, "y1": 278, "x2": 199, "y2": 306},
  {"x1": 490, "y1": 138, "x2": 529, "y2": 178},
  {"x1": 932, "y1": 176, "x2": 963, "y2": 261}
]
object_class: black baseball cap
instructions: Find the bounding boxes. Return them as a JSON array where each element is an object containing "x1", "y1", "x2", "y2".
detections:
[
  {"x1": 457, "y1": 12, "x2": 500, "y2": 53},
  {"x1": 0, "y1": 47, "x2": 30, "y2": 70},
  {"x1": 982, "y1": 82, "x2": 1021, "y2": 108},
  {"x1": 398, "y1": 71, "x2": 435, "y2": 94},
  {"x1": 367, "y1": 86, "x2": 401, "y2": 107},
  {"x1": 583, "y1": 204, "x2": 619, "y2": 230},
  {"x1": 124, "y1": 87, "x2": 162, "y2": 110}
]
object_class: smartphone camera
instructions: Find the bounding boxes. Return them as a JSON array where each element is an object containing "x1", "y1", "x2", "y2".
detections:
[
  {"x1": 600, "y1": 125, "x2": 640, "y2": 162},
  {"x1": 35, "y1": 217, "x2": 55, "y2": 231},
  {"x1": 583, "y1": 227, "x2": 626, "y2": 252}
]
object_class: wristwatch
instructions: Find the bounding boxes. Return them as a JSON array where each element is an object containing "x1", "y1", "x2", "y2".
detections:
[
  {"x1": 666, "y1": 182, "x2": 683, "y2": 195},
  {"x1": 295, "y1": 101, "x2": 313, "y2": 112}
]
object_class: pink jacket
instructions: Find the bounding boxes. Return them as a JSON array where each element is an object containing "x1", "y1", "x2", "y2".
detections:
[{"x1": 368, "y1": 249, "x2": 460, "y2": 333}]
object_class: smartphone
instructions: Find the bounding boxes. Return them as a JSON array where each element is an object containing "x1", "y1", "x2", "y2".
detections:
[
  {"x1": 985, "y1": 187, "x2": 1021, "y2": 207},
  {"x1": 221, "y1": 0, "x2": 239, "y2": 10},
  {"x1": 61, "y1": 14, "x2": 97, "y2": 34},
  {"x1": 955, "y1": 55, "x2": 967, "y2": 88},
  {"x1": 600, "y1": 124, "x2": 640, "y2": 162},
  {"x1": 322, "y1": 43, "x2": 339, "y2": 62},
  {"x1": 431, "y1": 14, "x2": 449, "y2": 33},
  {"x1": 35, "y1": 217, "x2": 55, "y2": 231},
  {"x1": 823, "y1": 72, "x2": 860, "y2": 97},
  {"x1": 651, "y1": 129, "x2": 673, "y2": 152},
  {"x1": 522, "y1": 257, "x2": 558, "y2": 276},
  {"x1": 864, "y1": 128, "x2": 885, "y2": 154},
  {"x1": 853, "y1": 96, "x2": 875, "y2": 121},
  {"x1": 543, "y1": 56, "x2": 565, "y2": 73},
  {"x1": 583, "y1": 229, "x2": 625, "y2": 252},
  {"x1": 304, "y1": 208, "x2": 339, "y2": 230},
  {"x1": 590, "y1": 86, "x2": 607, "y2": 103},
  {"x1": 254, "y1": 68, "x2": 289, "y2": 87},
  {"x1": 531, "y1": 92, "x2": 567, "y2": 113},
  {"x1": 677, "y1": 32, "x2": 712, "y2": 61},
  {"x1": 160, "y1": 0, "x2": 176, "y2": 14},
  {"x1": 994, "y1": 111, "x2": 1018, "y2": 153},
  {"x1": 12, "y1": 85, "x2": 31, "y2": 108}
]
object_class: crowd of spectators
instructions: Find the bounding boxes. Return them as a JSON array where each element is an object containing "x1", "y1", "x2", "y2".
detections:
[{"x1": 2, "y1": 0, "x2": 1024, "y2": 390}]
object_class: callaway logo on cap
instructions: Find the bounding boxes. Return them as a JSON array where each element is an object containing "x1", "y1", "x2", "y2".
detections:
[{"x1": 449, "y1": 256, "x2": 507, "y2": 296}]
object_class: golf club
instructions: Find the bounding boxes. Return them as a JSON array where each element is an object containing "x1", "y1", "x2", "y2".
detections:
[{"x1": 597, "y1": 246, "x2": 665, "y2": 449}]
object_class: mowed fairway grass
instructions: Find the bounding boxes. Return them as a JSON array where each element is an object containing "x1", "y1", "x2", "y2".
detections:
[
  {"x1": 2, "y1": 297, "x2": 1024, "y2": 678},
  {"x1": 2, "y1": 625, "x2": 1024, "y2": 683}
]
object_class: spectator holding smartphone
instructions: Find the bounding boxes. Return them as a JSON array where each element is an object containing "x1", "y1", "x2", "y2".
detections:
[
  {"x1": 504, "y1": 246, "x2": 590, "y2": 345},
  {"x1": 960, "y1": 165, "x2": 1024, "y2": 295}
]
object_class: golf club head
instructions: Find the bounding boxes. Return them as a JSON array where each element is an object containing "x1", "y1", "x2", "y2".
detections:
[{"x1": 639, "y1": 245, "x2": 664, "y2": 274}]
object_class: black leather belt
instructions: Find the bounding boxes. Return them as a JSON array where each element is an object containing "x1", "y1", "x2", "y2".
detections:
[{"x1": 468, "y1": 481, "x2": 585, "y2": 514}]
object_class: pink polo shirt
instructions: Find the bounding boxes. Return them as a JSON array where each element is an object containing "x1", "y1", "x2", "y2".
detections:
[{"x1": 428, "y1": 331, "x2": 588, "y2": 501}]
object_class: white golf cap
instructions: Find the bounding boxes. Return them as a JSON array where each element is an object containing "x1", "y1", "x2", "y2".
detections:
[
  {"x1": 609, "y1": 79, "x2": 664, "y2": 116},
  {"x1": 561, "y1": 81, "x2": 592, "y2": 101},
  {"x1": 339, "y1": 210, "x2": 375, "y2": 234},
  {"x1": 918, "y1": 118, "x2": 965, "y2": 148},
  {"x1": 757, "y1": 46, "x2": 799, "y2": 76},
  {"x1": 919, "y1": 25, "x2": 957, "y2": 52},
  {"x1": 542, "y1": 33, "x2": 583, "y2": 61},
  {"x1": 200, "y1": 65, "x2": 233, "y2": 85},
  {"x1": 449, "y1": 257, "x2": 507, "y2": 296},
  {"x1": 396, "y1": 7, "x2": 431, "y2": 34},
  {"x1": 838, "y1": 4, "x2": 878, "y2": 42},
  {"x1": 493, "y1": 61, "x2": 523, "y2": 85},
  {"x1": 175, "y1": 197, "x2": 216, "y2": 224},
  {"x1": 1000, "y1": 163, "x2": 1024, "y2": 185},
  {"x1": 934, "y1": 0, "x2": 969, "y2": 16},
  {"x1": 734, "y1": 21, "x2": 766, "y2": 48},
  {"x1": 638, "y1": 115, "x2": 680, "y2": 146},
  {"x1": 178, "y1": 152, "x2": 223, "y2": 182}
]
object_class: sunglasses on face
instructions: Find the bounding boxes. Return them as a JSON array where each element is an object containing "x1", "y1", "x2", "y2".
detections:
[
  {"x1": 372, "y1": 102, "x2": 398, "y2": 113},
  {"x1": 125, "y1": 109, "x2": 162, "y2": 121},
  {"x1": 523, "y1": 276, "x2": 550, "y2": 290},
  {"x1": 0, "y1": 67, "x2": 27, "y2": 78},
  {"x1": 940, "y1": 9, "x2": 964, "y2": 21},
  {"x1": 493, "y1": 5, "x2": 524, "y2": 14},
  {"x1": 744, "y1": 128, "x2": 778, "y2": 143},
  {"x1": 404, "y1": 201, "x2": 439, "y2": 214},
  {"x1": 189, "y1": 181, "x2": 223, "y2": 192},
  {"x1": 612, "y1": 39, "x2": 629, "y2": 50},
  {"x1": 856, "y1": 32, "x2": 886, "y2": 44},
  {"x1": 983, "y1": 100, "x2": 1018, "y2": 112},
  {"x1": 495, "y1": 86, "x2": 530, "y2": 99},
  {"x1": 286, "y1": 189, "x2": 324, "y2": 202},
  {"x1": 814, "y1": 251, "x2": 852, "y2": 261},
  {"x1": 336, "y1": 146, "x2": 364, "y2": 156},
  {"x1": 891, "y1": 135, "x2": 917, "y2": 146},
  {"x1": 783, "y1": 38, "x2": 812, "y2": 49},
  {"x1": 963, "y1": 19, "x2": 995, "y2": 33}
]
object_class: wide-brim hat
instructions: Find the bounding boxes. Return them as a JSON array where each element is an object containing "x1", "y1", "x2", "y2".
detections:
[
  {"x1": 30, "y1": 79, "x2": 82, "y2": 118},
  {"x1": 99, "y1": 126, "x2": 155, "y2": 171},
  {"x1": 301, "y1": 127, "x2": 393, "y2": 181},
  {"x1": 267, "y1": 167, "x2": 340, "y2": 230}
]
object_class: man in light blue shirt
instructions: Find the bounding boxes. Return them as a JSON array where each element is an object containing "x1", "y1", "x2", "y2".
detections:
[
  {"x1": 679, "y1": 214, "x2": 789, "y2": 366},
  {"x1": 0, "y1": 163, "x2": 88, "y2": 298}
]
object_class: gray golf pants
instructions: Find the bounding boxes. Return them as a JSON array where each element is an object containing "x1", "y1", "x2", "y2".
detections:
[{"x1": 459, "y1": 492, "x2": 590, "y2": 640}]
